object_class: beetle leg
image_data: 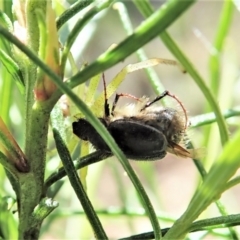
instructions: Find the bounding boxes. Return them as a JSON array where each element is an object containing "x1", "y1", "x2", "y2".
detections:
[
  {"x1": 102, "y1": 73, "x2": 110, "y2": 118},
  {"x1": 111, "y1": 93, "x2": 141, "y2": 115},
  {"x1": 102, "y1": 74, "x2": 141, "y2": 117}
]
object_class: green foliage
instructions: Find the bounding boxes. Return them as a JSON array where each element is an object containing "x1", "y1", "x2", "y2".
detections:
[{"x1": 0, "y1": 0, "x2": 240, "y2": 239}]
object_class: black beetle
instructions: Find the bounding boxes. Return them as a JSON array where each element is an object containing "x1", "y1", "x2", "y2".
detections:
[{"x1": 73, "y1": 76, "x2": 191, "y2": 160}]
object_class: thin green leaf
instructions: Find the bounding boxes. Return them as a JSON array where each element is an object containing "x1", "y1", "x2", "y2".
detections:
[
  {"x1": 2, "y1": 0, "x2": 13, "y2": 24},
  {"x1": 31, "y1": 198, "x2": 58, "y2": 224},
  {"x1": 209, "y1": 0, "x2": 234, "y2": 95},
  {"x1": 190, "y1": 109, "x2": 240, "y2": 128},
  {"x1": 66, "y1": 0, "x2": 195, "y2": 91},
  {"x1": 202, "y1": 1, "x2": 235, "y2": 172},
  {"x1": 121, "y1": 214, "x2": 240, "y2": 240},
  {"x1": 0, "y1": 11, "x2": 13, "y2": 31},
  {"x1": 164, "y1": 129, "x2": 240, "y2": 239},
  {"x1": 224, "y1": 175, "x2": 240, "y2": 192},
  {"x1": 0, "y1": 49, "x2": 24, "y2": 93},
  {"x1": 133, "y1": 0, "x2": 229, "y2": 147},
  {"x1": 60, "y1": 0, "x2": 113, "y2": 73},
  {"x1": 187, "y1": 141, "x2": 235, "y2": 239},
  {"x1": 56, "y1": 0, "x2": 93, "y2": 30},
  {"x1": 0, "y1": 67, "x2": 12, "y2": 125},
  {"x1": 0, "y1": 196, "x2": 18, "y2": 240},
  {"x1": 0, "y1": 151, "x2": 19, "y2": 179},
  {"x1": 0, "y1": 11, "x2": 13, "y2": 54},
  {"x1": 0, "y1": 117, "x2": 29, "y2": 173},
  {"x1": 50, "y1": 103, "x2": 67, "y2": 142},
  {"x1": 52, "y1": 128, "x2": 108, "y2": 239},
  {"x1": 114, "y1": 2, "x2": 166, "y2": 102}
]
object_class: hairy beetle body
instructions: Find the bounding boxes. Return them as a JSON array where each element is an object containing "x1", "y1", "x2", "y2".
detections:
[{"x1": 73, "y1": 91, "x2": 190, "y2": 160}]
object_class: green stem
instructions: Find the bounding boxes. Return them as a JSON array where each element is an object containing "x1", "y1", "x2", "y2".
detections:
[
  {"x1": 25, "y1": 0, "x2": 46, "y2": 52},
  {"x1": 24, "y1": 0, "x2": 47, "y2": 162},
  {"x1": 18, "y1": 104, "x2": 50, "y2": 240}
]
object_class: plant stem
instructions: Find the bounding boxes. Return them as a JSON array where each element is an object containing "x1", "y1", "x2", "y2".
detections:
[{"x1": 18, "y1": 103, "x2": 50, "y2": 240}]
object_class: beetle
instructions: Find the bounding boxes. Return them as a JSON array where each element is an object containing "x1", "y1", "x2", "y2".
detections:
[{"x1": 72, "y1": 75, "x2": 191, "y2": 160}]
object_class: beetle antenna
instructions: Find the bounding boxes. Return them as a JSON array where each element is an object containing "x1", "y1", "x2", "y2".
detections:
[
  {"x1": 166, "y1": 91, "x2": 188, "y2": 130},
  {"x1": 141, "y1": 90, "x2": 188, "y2": 129},
  {"x1": 102, "y1": 73, "x2": 110, "y2": 117},
  {"x1": 142, "y1": 91, "x2": 169, "y2": 109}
]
